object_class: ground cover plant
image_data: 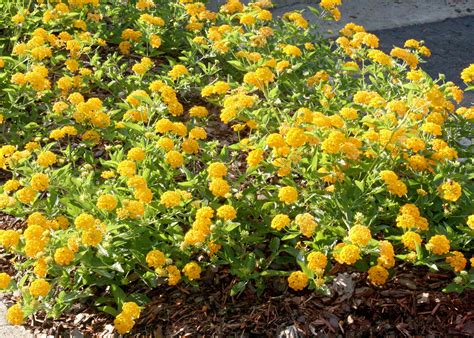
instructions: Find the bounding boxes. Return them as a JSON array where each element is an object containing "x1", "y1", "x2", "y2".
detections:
[{"x1": 0, "y1": 0, "x2": 473, "y2": 334}]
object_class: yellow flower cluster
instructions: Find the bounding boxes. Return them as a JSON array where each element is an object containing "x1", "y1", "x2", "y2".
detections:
[
  {"x1": 438, "y1": 180, "x2": 462, "y2": 202},
  {"x1": 243, "y1": 67, "x2": 274, "y2": 89},
  {"x1": 380, "y1": 170, "x2": 407, "y2": 197},
  {"x1": 334, "y1": 243, "x2": 360, "y2": 265},
  {"x1": 278, "y1": 186, "x2": 298, "y2": 204},
  {"x1": 396, "y1": 204, "x2": 428, "y2": 231},
  {"x1": 184, "y1": 206, "x2": 214, "y2": 246},
  {"x1": 271, "y1": 214, "x2": 290, "y2": 230},
  {"x1": 295, "y1": 213, "x2": 317, "y2": 237},
  {"x1": 114, "y1": 302, "x2": 141, "y2": 334},
  {"x1": 307, "y1": 252, "x2": 327, "y2": 275},
  {"x1": 460, "y1": 64, "x2": 474, "y2": 83},
  {"x1": 6, "y1": 304, "x2": 24, "y2": 325},
  {"x1": 348, "y1": 225, "x2": 372, "y2": 246},
  {"x1": 287, "y1": 271, "x2": 308, "y2": 291},
  {"x1": 426, "y1": 235, "x2": 450, "y2": 255},
  {"x1": 183, "y1": 261, "x2": 201, "y2": 280},
  {"x1": 367, "y1": 265, "x2": 389, "y2": 286},
  {"x1": 29, "y1": 278, "x2": 51, "y2": 298},
  {"x1": 0, "y1": 273, "x2": 11, "y2": 289},
  {"x1": 445, "y1": 251, "x2": 467, "y2": 272},
  {"x1": 73, "y1": 213, "x2": 104, "y2": 247},
  {"x1": 401, "y1": 231, "x2": 422, "y2": 251}
]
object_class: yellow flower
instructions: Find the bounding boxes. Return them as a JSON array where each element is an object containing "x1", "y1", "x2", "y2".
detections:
[
  {"x1": 96, "y1": 194, "x2": 117, "y2": 211},
  {"x1": 122, "y1": 302, "x2": 141, "y2": 319},
  {"x1": 126, "y1": 90, "x2": 149, "y2": 106},
  {"x1": 295, "y1": 213, "x2": 317, "y2": 237},
  {"x1": 216, "y1": 205, "x2": 237, "y2": 221},
  {"x1": 307, "y1": 252, "x2": 327, "y2": 272},
  {"x1": 461, "y1": 64, "x2": 474, "y2": 83},
  {"x1": 168, "y1": 64, "x2": 189, "y2": 80},
  {"x1": 401, "y1": 231, "x2": 422, "y2": 251},
  {"x1": 146, "y1": 250, "x2": 166, "y2": 268},
  {"x1": 247, "y1": 149, "x2": 264, "y2": 167},
  {"x1": 336, "y1": 244, "x2": 360, "y2": 265},
  {"x1": 54, "y1": 247, "x2": 75, "y2": 265},
  {"x1": 283, "y1": 44, "x2": 302, "y2": 57},
  {"x1": 127, "y1": 147, "x2": 146, "y2": 161},
  {"x1": 288, "y1": 271, "x2": 308, "y2": 291},
  {"x1": 16, "y1": 187, "x2": 36, "y2": 204},
  {"x1": 278, "y1": 186, "x2": 298, "y2": 204},
  {"x1": 367, "y1": 265, "x2": 389, "y2": 286},
  {"x1": 157, "y1": 137, "x2": 174, "y2": 152},
  {"x1": 340, "y1": 107, "x2": 358, "y2": 120},
  {"x1": 167, "y1": 265, "x2": 181, "y2": 285},
  {"x1": 467, "y1": 215, "x2": 474, "y2": 230},
  {"x1": 209, "y1": 178, "x2": 230, "y2": 197},
  {"x1": 445, "y1": 251, "x2": 467, "y2": 272},
  {"x1": 368, "y1": 50, "x2": 392, "y2": 66},
  {"x1": 183, "y1": 261, "x2": 201, "y2": 280},
  {"x1": 82, "y1": 228, "x2": 103, "y2": 246},
  {"x1": 30, "y1": 173, "x2": 49, "y2": 192},
  {"x1": 6, "y1": 304, "x2": 24, "y2": 325},
  {"x1": 240, "y1": 13, "x2": 256, "y2": 25},
  {"x1": 189, "y1": 106, "x2": 208, "y2": 118},
  {"x1": 29, "y1": 278, "x2": 50, "y2": 298},
  {"x1": 74, "y1": 213, "x2": 95, "y2": 230},
  {"x1": 0, "y1": 230, "x2": 20, "y2": 249},
  {"x1": 3, "y1": 179, "x2": 20, "y2": 192},
  {"x1": 207, "y1": 162, "x2": 227, "y2": 179},
  {"x1": 321, "y1": 130, "x2": 345, "y2": 154},
  {"x1": 271, "y1": 214, "x2": 290, "y2": 230},
  {"x1": 165, "y1": 150, "x2": 184, "y2": 168},
  {"x1": 266, "y1": 133, "x2": 285, "y2": 148},
  {"x1": 117, "y1": 160, "x2": 136, "y2": 177},
  {"x1": 390, "y1": 47, "x2": 418, "y2": 68},
  {"x1": 0, "y1": 273, "x2": 11, "y2": 289},
  {"x1": 320, "y1": 0, "x2": 341, "y2": 10},
  {"x1": 196, "y1": 206, "x2": 214, "y2": 220},
  {"x1": 285, "y1": 127, "x2": 307, "y2": 148},
  {"x1": 426, "y1": 235, "x2": 450, "y2": 255},
  {"x1": 349, "y1": 225, "x2": 371, "y2": 246},
  {"x1": 378, "y1": 241, "x2": 395, "y2": 269},
  {"x1": 33, "y1": 258, "x2": 48, "y2": 278},
  {"x1": 160, "y1": 191, "x2": 181, "y2": 208},
  {"x1": 438, "y1": 181, "x2": 462, "y2": 202},
  {"x1": 12, "y1": 13, "x2": 26, "y2": 24},
  {"x1": 37, "y1": 151, "x2": 57, "y2": 167},
  {"x1": 114, "y1": 312, "x2": 135, "y2": 334}
]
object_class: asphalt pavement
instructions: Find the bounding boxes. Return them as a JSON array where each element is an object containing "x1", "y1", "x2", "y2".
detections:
[{"x1": 374, "y1": 16, "x2": 474, "y2": 90}]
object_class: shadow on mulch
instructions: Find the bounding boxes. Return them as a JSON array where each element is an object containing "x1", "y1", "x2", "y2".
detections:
[{"x1": 1, "y1": 212, "x2": 473, "y2": 337}]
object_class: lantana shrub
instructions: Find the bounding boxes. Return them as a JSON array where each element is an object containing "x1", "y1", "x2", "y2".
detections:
[{"x1": 0, "y1": 0, "x2": 473, "y2": 334}]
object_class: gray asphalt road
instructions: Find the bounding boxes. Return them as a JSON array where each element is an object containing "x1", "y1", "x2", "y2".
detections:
[{"x1": 373, "y1": 16, "x2": 474, "y2": 104}]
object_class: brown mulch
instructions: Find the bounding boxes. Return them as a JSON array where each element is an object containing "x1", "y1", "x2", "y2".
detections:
[
  {"x1": 134, "y1": 270, "x2": 474, "y2": 337},
  {"x1": 1, "y1": 212, "x2": 473, "y2": 337}
]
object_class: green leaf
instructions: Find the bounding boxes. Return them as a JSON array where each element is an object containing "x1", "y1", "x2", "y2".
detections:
[
  {"x1": 355, "y1": 180, "x2": 364, "y2": 192},
  {"x1": 269, "y1": 237, "x2": 280, "y2": 253},
  {"x1": 111, "y1": 284, "x2": 127, "y2": 308},
  {"x1": 98, "y1": 306, "x2": 119, "y2": 316},
  {"x1": 443, "y1": 283, "x2": 464, "y2": 293},
  {"x1": 281, "y1": 232, "x2": 300, "y2": 241},
  {"x1": 230, "y1": 281, "x2": 247, "y2": 296}
]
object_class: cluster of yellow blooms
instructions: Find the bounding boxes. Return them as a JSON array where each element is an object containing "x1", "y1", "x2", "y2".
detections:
[
  {"x1": 0, "y1": 0, "x2": 473, "y2": 333},
  {"x1": 114, "y1": 302, "x2": 141, "y2": 334}
]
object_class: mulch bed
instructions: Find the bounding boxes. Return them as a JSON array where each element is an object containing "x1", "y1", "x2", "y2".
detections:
[{"x1": 1, "y1": 212, "x2": 473, "y2": 337}]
